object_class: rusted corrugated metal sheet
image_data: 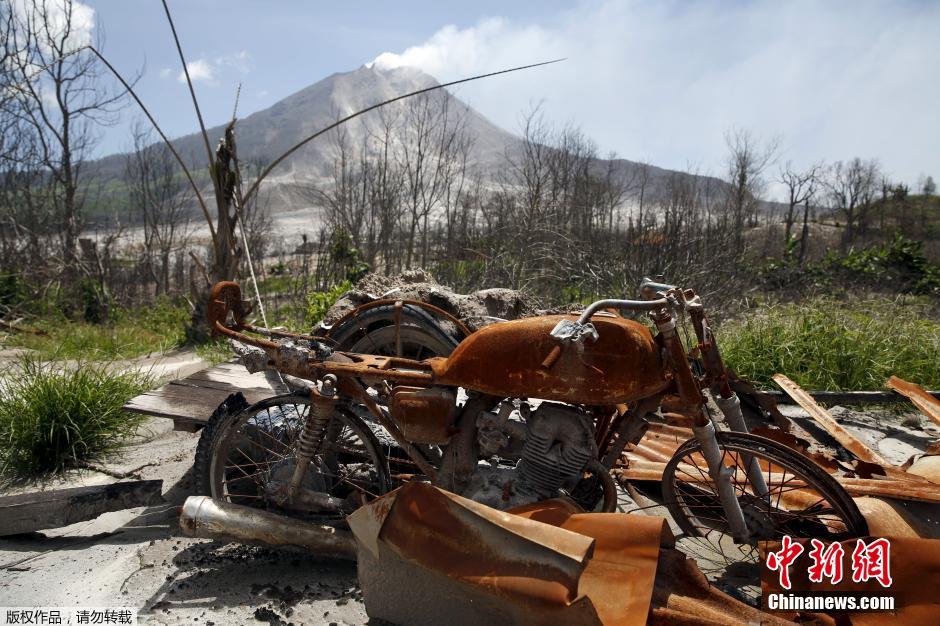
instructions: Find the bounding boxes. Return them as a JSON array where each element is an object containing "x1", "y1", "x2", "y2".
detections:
[
  {"x1": 649, "y1": 549, "x2": 794, "y2": 625},
  {"x1": 907, "y1": 455, "x2": 940, "y2": 484},
  {"x1": 887, "y1": 376, "x2": 940, "y2": 427},
  {"x1": 347, "y1": 482, "x2": 673, "y2": 625},
  {"x1": 772, "y1": 374, "x2": 890, "y2": 465},
  {"x1": 853, "y1": 496, "x2": 940, "y2": 538},
  {"x1": 619, "y1": 414, "x2": 940, "y2": 505}
]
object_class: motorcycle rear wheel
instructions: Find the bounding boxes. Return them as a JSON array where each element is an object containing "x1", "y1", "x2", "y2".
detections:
[{"x1": 195, "y1": 392, "x2": 391, "y2": 523}]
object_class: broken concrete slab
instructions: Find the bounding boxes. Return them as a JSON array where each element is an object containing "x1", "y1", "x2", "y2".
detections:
[{"x1": 0, "y1": 480, "x2": 163, "y2": 537}]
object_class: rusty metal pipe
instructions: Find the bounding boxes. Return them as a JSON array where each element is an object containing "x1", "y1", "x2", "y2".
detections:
[
  {"x1": 576, "y1": 298, "x2": 669, "y2": 324},
  {"x1": 179, "y1": 496, "x2": 356, "y2": 560}
]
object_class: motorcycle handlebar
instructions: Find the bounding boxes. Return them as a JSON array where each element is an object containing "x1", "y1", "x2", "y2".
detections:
[
  {"x1": 541, "y1": 297, "x2": 670, "y2": 369},
  {"x1": 639, "y1": 277, "x2": 677, "y2": 295},
  {"x1": 576, "y1": 298, "x2": 670, "y2": 325}
]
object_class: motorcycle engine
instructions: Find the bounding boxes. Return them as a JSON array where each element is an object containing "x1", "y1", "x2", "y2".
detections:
[{"x1": 462, "y1": 401, "x2": 598, "y2": 510}]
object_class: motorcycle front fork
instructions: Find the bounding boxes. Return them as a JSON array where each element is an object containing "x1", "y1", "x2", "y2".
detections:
[
  {"x1": 692, "y1": 392, "x2": 770, "y2": 543},
  {"x1": 652, "y1": 311, "x2": 769, "y2": 542}
]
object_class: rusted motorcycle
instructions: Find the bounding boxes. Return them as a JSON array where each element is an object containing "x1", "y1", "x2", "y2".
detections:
[{"x1": 198, "y1": 277, "x2": 867, "y2": 590}]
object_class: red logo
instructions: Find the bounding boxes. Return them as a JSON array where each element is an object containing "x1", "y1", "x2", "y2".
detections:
[
  {"x1": 807, "y1": 538, "x2": 845, "y2": 584},
  {"x1": 851, "y1": 538, "x2": 893, "y2": 588},
  {"x1": 766, "y1": 535, "x2": 805, "y2": 590},
  {"x1": 766, "y1": 537, "x2": 892, "y2": 590}
]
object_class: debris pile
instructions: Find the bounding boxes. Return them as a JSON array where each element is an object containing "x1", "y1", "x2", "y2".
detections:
[
  {"x1": 181, "y1": 482, "x2": 784, "y2": 625},
  {"x1": 322, "y1": 269, "x2": 543, "y2": 330}
]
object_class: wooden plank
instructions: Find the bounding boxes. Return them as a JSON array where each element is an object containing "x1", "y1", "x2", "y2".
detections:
[
  {"x1": 886, "y1": 376, "x2": 940, "y2": 427},
  {"x1": 197, "y1": 360, "x2": 258, "y2": 375},
  {"x1": 125, "y1": 386, "x2": 272, "y2": 423},
  {"x1": 183, "y1": 369, "x2": 269, "y2": 384},
  {"x1": 124, "y1": 393, "x2": 231, "y2": 422},
  {"x1": 186, "y1": 364, "x2": 262, "y2": 379},
  {"x1": 167, "y1": 377, "x2": 277, "y2": 396},
  {"x1": 177, "y1": 376, "x2": 285, "y2": 396},
  {"x1": 122, "y1": 356, "x2": 287, "y2": 422},
  {"x1": 124, "y1": 389, "x2": 239, "y2": 420},
  {"x1": 763, "y1": 389, "x2": 940, "y2": 405},
  {"x1": 772, "y1": 374, "x2": 890, "y2": 466},
  {"x1": 0, "y1": 480, "x2": 163, "y2": 536}
]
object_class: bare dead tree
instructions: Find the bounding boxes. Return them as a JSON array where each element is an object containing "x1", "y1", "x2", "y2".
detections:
[
  {"x1": 632, "y1": 161, "x2": 652, "y2": 231},
  {"x1": 506, "y1": 104, "x2": 554, "y2": 227},
  {"x1": 0, "y1": 2, "x2": 25, "y2": 165},
  {"x1": 823, "y1": 158, "x2": 880, "y2": 249},
  {"x1": 125, "y1": 121, "x2": 193, "y2": 295},
  {"x1": 3, "y1": 0, "x2": 130, "y2": 299},
  {"x1": 438, "y1": 119, "x2": 472, "y2": 263},
  {"x1": 365, "y1": 108, "x2": 405, "y2": 273},
  {"x1": 778, "y1": 160, "x2": 821, "y2": 249},
  {"x1": 236, "y1": 158, "x2": 273, "y2": 276},
  {"x1": 312, "y1": 123, "x2": 367, "y2": 245},
  {"x1": 309, "y1": 106, "x2": 405, "y2": 273},
  {"x1": 723, "y1": 128, "x2": 779, "y2": 248},
  {"x1": 488, "y1": 105, "x2": 562, "y2": 289},
  {"x1": 600, "y1": 152, "x2": 632, "y2": 233},
  {"x1": 399, "y1": 90, "x2": 470, "y2": 269},
  {"x1": 0, "y1": 122, "x2": 50, "y2": 275},
  {"x1": 546, "y1": 122, "x2": 596, "y2": 234},
  {"x1": 798, "y1": 198, "x2": 813, "y2": 266}
]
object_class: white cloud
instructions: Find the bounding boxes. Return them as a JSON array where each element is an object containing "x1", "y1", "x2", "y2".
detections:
[
  {"x1": 10, "y1": 0, "x2": 95, "y2": 57},
  {"x1": 175, "y1": 51, "x2": 252, "y2": 86},
  {"x1": 5, "y1": 1, "x2": 96, "y2": 98},
  {"x1": 216, "y1": 50, "x2": 252, "y2": 74},
  {"x1": 178, "y1": 59, "x2": 214, "y2": 84},
  {"x1": 370, "y1": 0, "x2": 940, "y2": 194},
  {"x1": 159, "y1": 67, "x2": 172, "y2": 79},
  {"x1": 370, "y1": 18, "x2": 551, "y2": 77}
]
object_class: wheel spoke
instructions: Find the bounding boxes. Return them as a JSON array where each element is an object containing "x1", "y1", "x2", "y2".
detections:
[
  {"x1": 663, "y1": 432, "x2": 864, "y2": 607},
  {"x1": 210, "y1": 396, "x2": 389, "y2": 522}
]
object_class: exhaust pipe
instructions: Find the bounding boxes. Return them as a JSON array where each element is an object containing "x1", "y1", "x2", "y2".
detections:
[{"x1": 179, "y1": 496, "x2": 356, "y2": 560}]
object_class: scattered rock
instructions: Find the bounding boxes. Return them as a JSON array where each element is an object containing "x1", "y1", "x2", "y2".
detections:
[{"x1": 253, "y1": 606, "x2": 287, "y2": 626}]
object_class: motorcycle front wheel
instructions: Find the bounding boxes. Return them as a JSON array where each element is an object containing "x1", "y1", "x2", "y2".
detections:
[
  {"x1": 662, "y1": 431, "x2": 867, "y2": 604},
  {"x1": 194, "y1": 392, "x2": 391, "y2": 524}
]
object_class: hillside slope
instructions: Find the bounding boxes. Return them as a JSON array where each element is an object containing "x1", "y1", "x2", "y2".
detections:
[{"x1": 91, "y1": 65, "x2": 727, "y2": 216}]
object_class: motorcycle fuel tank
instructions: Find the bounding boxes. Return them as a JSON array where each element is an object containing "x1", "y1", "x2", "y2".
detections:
[{"x1": 431, "y1": 315, "x2": 669, "y2": 405}]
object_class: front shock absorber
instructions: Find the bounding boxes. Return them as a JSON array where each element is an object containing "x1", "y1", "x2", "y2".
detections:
[
  {"x1": 653, "y1": 307, "x2": 750, "y2": 541},
  {"x1": 288, "y1": 374, "x2": 338, "y2": 501}
]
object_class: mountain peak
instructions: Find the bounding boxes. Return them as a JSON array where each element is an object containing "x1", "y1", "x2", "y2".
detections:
[{"x1": 90, "y1": 62, "x2": 703, "y2": 218}]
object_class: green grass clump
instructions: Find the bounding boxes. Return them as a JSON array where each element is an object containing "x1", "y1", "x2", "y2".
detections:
[
  {"x1": 4, "y1": 297, "x2": 190, "y2": 360},
  {"x1": 195, "y1": 337, "x2": 235, "y2": 365},
  {"x1": 0, "y1": 356, "x2": 153, "y2": 478},
  {"x1": 718, "y1": 297, "x2": 940, "y2": 390}
]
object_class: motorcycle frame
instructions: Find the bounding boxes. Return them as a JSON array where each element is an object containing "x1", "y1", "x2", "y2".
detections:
[{"x1": 208, "y1": 280, "x2": 762, "y2": 536}]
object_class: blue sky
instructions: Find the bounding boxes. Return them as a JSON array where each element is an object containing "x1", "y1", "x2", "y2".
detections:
[{"x1": 83, "y1": 0, "x2": 939, "y2": 196}]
